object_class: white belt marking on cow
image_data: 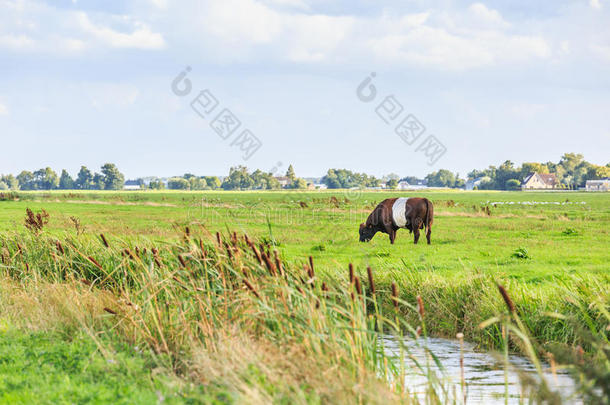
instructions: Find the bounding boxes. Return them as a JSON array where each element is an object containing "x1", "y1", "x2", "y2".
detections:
[{"x1": 392, "y1": 198, "x2": 410, "y2": 228}]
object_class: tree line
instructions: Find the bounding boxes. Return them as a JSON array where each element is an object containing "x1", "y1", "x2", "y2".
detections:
[
  {"x1": 0, "y1": 164, "x2": 125, "y2": 191},
  {"x1": 1, "y1": 153, "x2": 607, "y2": 192},
  {"x1": 156, "y1": 165, "x2": 308, "y2": 191}
]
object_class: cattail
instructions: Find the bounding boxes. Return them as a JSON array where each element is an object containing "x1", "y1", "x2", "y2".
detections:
[
  {"x1": 391, "y1": 282, "x2": 399, "y2": 310},
  {"x1": 243, "y1": 278, "x2": 260, "y2": 299},
  {"x1": 25, "y1": 262, "x2": 30, "y2": 272},
  {"x1": 80, "y1": 278, "x2": 91, "y2": 286},
  {"x1": 417, "y1": 295, "x2": 425, "y2": 318},
  {"x1": 366, "y1": 266, "x2": 375, "y2": 295},
  {"x1": 135, "y1": 246, "x2": 140, "y2": 256},
  {"x1": 244, "y1": 233, "x2": 252, "y2": 246},
  {"x1": 124, "y1": 248, "x2": 136, "y2": 260},
  {"x1": 88, "y1": 256, "x2": 103, "y2": 271},
  {"x1": 250, "y1": 244, "x2": 263, "y2": 265},
  {"x1": 178, "y1": 254, "x2": 187, "y2": 268},
  {"x1": 231, "y1": 231, "x2": 238, "y2": 247},
  {"x1": 172, "y1": 276, "x2": 188, "y2": 290},
  {"x1": 100, "y1": 233, "x2": 109, "y2": 248},
  {"x1": 416, "y1": 326, "x2": 422, "y2": 337},
  {"x1": 199, "y1": 239, "x2": 206, "y2": 259},
  {"x1": 151, "y1": 247, "x2": 162, "y2": 267},
  {"x1": 497, "y1": 284, "x2": 515, "y2": 313},
  {"x1": 322, "y1": 282, "x2": 328, "y2": 292},
  {"x1": 348, "y1": 263, "x2": 354, "y2": 284},
  {"x1": 17, "y1": 243, "x2": 23, "y2": 255},
  {"x1": 55, "y1": 240, "x2": 64, "y2": 255},
  {"x1": 274, "y1": 250, "x2": 284, "y2": 277},
  {"x1": 261, "y1": 251, "x2": 277, "y2": 277},
  {"x1": 216, "y1": 232, "x2": 222, "y2": 248},
  {"x1": 223, "y1": 242, "x2": 233, "y2": 260},
  {"x1": 185, "y1": 226, "x2": 191, "y2": 238},
  {"x1": 103, "y1": 307, "x2": 117, "y2": 315},
  {"x1": 308, "y1": 256, "x2": 314, "y2": 275},
  {"x1": 142, "y1": 248, "x2": 147, "y2": 255},
  {"x1": 354, "y1": 276, "x2": 362, "y2": 295}
]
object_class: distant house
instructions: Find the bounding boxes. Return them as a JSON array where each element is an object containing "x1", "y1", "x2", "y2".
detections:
[
  {"x1": 465, "y1": 177, "x2": 484, "y2": 191},
  {"x1": 123, "y1": 180, "x2": 142, "y2": 191},
  {"x1": 585, "y1": 178, "x2": 610, "y2": 191},
  {"x1": 274, "y1": 176, "x2": 291, "y2": 188},
  {"x1": 397, "y1": 181, "x2": 410, "y2": 190},
  {"x1": 522, "y1": 173, "x2": 557, "y2": 190},
  {"x1": 313, "y1": 183, "x2": 327, "y2": 190}
]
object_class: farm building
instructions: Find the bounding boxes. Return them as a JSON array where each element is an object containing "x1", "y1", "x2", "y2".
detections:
[
  {"x1": 123, "y1": 180, "x2": 142, "y2": 190},
  {"x1": 585, "y1": 178, "x2": 610, "y2": 191},
  {"x1": 465, "y1": 177, "x2": 484, "y2": 190},
  {"x1": 522, "y1": 172, "x2": 557, "y2": 190},
  {"x1": 274, "y1": 176, "x2": 291, "y2": 188}
]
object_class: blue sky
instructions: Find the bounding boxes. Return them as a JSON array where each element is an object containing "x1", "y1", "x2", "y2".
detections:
[{"x1": 1, "y1": 0, "x2": 609, "y2": 179}]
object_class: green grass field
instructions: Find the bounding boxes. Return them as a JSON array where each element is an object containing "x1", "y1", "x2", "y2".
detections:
[
  {"x1": 1, "y1": 190, "x2": 608, "y2": 282},
  {"x1": 0, "y1": 190, "x2": 608, "y2": 403}
]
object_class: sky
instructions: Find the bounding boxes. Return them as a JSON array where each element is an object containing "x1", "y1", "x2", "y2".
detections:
[{"x1": 1, "y1": 0, "x2": 609, "y2": 179}]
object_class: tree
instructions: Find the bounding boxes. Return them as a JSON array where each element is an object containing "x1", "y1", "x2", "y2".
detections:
[
  {"x1": 520, "y1": 163, "x2": 548, "y2": 180},
  {"x1": 0, "y1": 181, "x2": 8, "y2": 190},
  {"x1": 250, "y1": 169, "x2": 268, "y2": 189},
  {"x1": 285, "y1": 165, "x2": 296, "y2": 182},
  {"x1": 93, "y1": 173, "x2": 105, "y2": 190},
  {"x1": 149, "y1": 179, "x2": 165, "y2": 190},
  {"x1": 59, "y1": 170, "x2": 74, "y2": 189},
  {"x1": 17, "y1": 171, "x2": 35, "y2": 190},
  {"x1": 506, "y1": 179, "x2": 521, "y2": 190},
  {"x1": 33, "y1": 167, "x2": 59, "y2": 190},
  {"x1": 495, "y1": 160, "x2": 519, "y2": 190},
  {"x1": 189, "y1": 177, "x2": 207, "y2": 190},
  {"x1": 204, "y1": 176, "x2": 221, "y2": 189},
  {"x1": 75, "y1": 166, "x2": 94, "y2": 190},
  {"x1": 386, "y1": 178, "x2": 398, "y2": 189},
  {"x1": 290, "y1": 178, "x2": 308, "y2": 189},
  {"x1": 222, "y1": 166, "x2": 254, "y2": 190},
  {"x1": 321, "y1": 169, "x2": 379, "y2": 189},
  {"x1": 101, "y1": 163, "x2": 125, "y2": 190},
  {"x1": 0, "y1": 174, "x2": 18, "y2": 190},
  {"x1": 425, "y1": 169, "x2": 457, "y2": 187},
  {"x1": 167, "y1": 177, "x2": 190, "y2": 190}
]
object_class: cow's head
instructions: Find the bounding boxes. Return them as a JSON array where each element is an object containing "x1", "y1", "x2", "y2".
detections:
[{"x1": 359, "y1": 223, "x2": 376, "y2": 242}]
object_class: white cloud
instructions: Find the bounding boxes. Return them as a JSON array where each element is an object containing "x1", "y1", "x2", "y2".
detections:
[
  {"x1": 0, "y1": 33, "x2": 34, "y2": 49},
  {"x1": 0, "y1": 102, "x2": 8, "y2": 115},
  {"x1": 590, "y1": 0, "x2": 602, "y2": 10},
  {"x1": 76, "y1": 12, "x2": 165, "y2": 49},
  {"x1": 468, "y1": 3, "x2": 510, "y2": 29}
]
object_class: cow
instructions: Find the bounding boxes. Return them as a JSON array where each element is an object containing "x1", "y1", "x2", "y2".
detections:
[{"x1": 359, "y1": 197, "x2": 433, "y2": 244}]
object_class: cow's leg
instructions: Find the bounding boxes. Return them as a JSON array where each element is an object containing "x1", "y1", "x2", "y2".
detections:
[
  {"x1": 426, "y1": 225, "x2": 432, "y2": 245},
  {"x1": 385, "y1": 225, "x2": 396, "y2": 244},
  {"x1": 413, "y1": 218, "x2": 422, "y2": 244}
]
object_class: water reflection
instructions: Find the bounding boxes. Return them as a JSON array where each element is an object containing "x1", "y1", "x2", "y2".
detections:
[{"x1": 383, "y1": 336, "x2": 580, "y2": 404}]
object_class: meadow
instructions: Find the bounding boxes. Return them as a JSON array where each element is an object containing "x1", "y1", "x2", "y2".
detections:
[{"x1": 0, "y1": 189, "x2": 608, "y2": 403}]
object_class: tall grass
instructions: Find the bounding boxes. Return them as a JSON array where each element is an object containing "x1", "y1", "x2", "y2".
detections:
[{"x1": 0, "y1": 223, "x2": 608, "y2": 403}]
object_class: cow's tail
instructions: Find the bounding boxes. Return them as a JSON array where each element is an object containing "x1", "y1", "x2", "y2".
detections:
[{"x1": 424, "y1": 198, "x2": 433, "y2": 230}]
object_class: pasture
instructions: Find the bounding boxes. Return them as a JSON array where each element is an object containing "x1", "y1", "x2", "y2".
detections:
[{"x1": 0, "y1": 189, "x2": 608, "y2": 403}]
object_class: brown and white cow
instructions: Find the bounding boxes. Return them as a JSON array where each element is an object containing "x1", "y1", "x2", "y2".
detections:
[{"x1": 359, "y1": 197, "x2": 433, "y2": 244}]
